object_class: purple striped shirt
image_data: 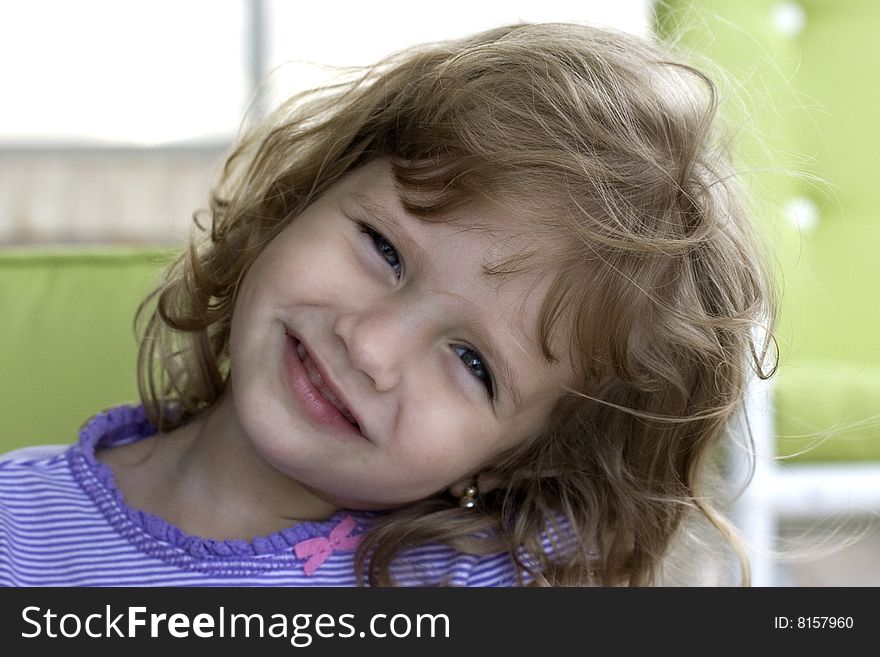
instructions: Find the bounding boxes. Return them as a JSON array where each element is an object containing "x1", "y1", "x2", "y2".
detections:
[{"x1": 0, "y1": 406, "x2": 521, "y2": 586}]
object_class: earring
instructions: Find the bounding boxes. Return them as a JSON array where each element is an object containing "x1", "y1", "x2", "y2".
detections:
[{"x1": 458, "y1": 484, "x2": 479, "y2": 509}]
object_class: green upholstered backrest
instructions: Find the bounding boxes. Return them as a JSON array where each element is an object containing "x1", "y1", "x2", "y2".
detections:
[
  {"x1": 657, "y1": 0, "x2": 880, "y2": 461},
  {"x1": 0, "y1": 248, "x2": 174, "y2": 453}
]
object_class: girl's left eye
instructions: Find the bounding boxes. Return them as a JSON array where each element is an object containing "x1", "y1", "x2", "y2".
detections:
[
  {"x1": 359, "y1": 223, "x2": 402, "y2": 279},
  {"x1": 453, "y1": 345, "x2": 495, "y2": 399}
]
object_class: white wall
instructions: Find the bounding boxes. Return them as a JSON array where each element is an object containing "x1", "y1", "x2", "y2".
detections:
[{"x1": 0, "y1": 0, "x2": 652, "y2": 244}]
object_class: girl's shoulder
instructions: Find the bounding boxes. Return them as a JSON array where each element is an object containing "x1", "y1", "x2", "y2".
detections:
[
  {"x1": 385, "y1": 543, "x2": 519, "y2": 587},
  {"x1": 0, "y1": 443, "x2": 69, "y2": 465},
  {"x1": 0, "y1": 405, "x2": 154, "y2": 506},
  {"x1": 0, "y1": 444, "x2": 73, "y2": 498},
  {"x1": 384, "y1": 514, "x2": 584, "y2": 587},
  {"x1": 1, "y1": 405, "x2": 153, "y2": 472}
]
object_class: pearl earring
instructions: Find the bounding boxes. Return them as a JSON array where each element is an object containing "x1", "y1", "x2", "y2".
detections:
[{"x1": 458, "y1": 484, "x2": 479, "y2": 509}]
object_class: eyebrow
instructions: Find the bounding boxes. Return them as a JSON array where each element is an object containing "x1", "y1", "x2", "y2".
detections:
[{"x1": 346, "y1": 191, "x2": 526, "y2": 409}]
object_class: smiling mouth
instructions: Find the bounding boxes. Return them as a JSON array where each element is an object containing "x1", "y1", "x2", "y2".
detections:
[{"x1": 294, "y1": 340, "x2": 361, "y2": 430}]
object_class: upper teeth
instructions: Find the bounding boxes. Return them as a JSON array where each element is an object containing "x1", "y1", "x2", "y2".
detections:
[{"x1": 296, "y1": 342, "x2": 358, "y2": 426}]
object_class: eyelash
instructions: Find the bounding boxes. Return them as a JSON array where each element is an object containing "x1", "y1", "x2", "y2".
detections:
[
  {"x1": 453, "y1": 345, "x2": 495, "y2": 400},
  {"x1": 358, "y1": 222, "x2": 402, "y2": 279},
  {"x1": 356, "y1": 221, "x2": 496, "y2": 399}
]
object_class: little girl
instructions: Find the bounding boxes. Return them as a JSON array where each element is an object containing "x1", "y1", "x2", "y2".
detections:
[{"x1": 0, "y1": 22, "x2": 775, "y2": 586}]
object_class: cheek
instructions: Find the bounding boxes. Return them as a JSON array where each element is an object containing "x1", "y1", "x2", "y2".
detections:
[
  {"x1": 281, "y1": 235, "x2": 366, "y2": 305},
  {"x1": 393, "y1": 400, "x2": 502, "y2": 481},
  {"x1": 239, "y1": 238, "x2": 354, "y2": 316}
]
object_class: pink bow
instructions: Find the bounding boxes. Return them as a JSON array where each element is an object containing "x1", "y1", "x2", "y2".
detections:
[{"x1": 293, "y1": 515, "x2": 362, "y2": 576}]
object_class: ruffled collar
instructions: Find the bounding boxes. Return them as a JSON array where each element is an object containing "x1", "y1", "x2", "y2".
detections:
[{"x1": 69, "y1": 405, "x2": 375, "y2": 562}]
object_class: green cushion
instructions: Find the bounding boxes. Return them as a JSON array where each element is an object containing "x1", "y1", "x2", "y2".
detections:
[
  {"x1": 0, "y1": 248, "x2": 174, "y2": 453},
  {"x1": 657, "y1": 0, "x2": 880, "y2": 462},
  {"x1": 775, "y1": 359, "x2": 880, "y2": 462}
]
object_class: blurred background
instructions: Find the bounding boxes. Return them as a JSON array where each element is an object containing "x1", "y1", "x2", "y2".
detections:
[{"x1": 1, "y1": 0, "x2": 877, "y2": 585}]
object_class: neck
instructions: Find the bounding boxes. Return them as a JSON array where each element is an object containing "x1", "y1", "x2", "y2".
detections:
[{"x1": 98, "y1": 391, "x2": 340, "y2": 541}]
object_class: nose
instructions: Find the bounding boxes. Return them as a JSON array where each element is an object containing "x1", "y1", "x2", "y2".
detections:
[{"x1": 333, "y1": 297, "x2": 427, "y2": 392}]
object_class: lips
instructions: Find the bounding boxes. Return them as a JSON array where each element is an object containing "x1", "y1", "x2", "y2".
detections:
[
  {"x1": 282, "y1": 331, "x2": 364, "y2": 437},
  {"x1": 295, "y1": 340, "x2": 359, "y2": 426}
]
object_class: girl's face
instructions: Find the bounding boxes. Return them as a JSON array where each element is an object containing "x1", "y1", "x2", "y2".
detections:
[{"x1": 228, "y1": 159, "x2": 573, "y2": 511}]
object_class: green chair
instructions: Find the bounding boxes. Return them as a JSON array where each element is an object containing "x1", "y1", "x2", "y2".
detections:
[
  {"x1": 658, "y1": 0, "x2": 880, "y2": 585},
  {"x1": 0, "y1": 248, "x2": 174, "y2": 452}
]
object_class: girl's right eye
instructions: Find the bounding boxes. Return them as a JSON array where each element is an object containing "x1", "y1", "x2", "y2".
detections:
[{"x1": 358, "y1": 223, "x2": 403, "y2": 279}]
